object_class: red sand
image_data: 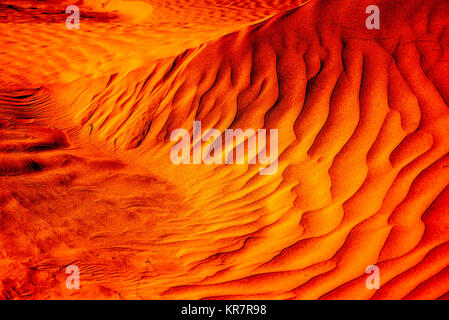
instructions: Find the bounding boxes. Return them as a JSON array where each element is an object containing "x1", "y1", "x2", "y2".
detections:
[{"x1": 0, "y1": 0, "x2": 449, "y2": 299}]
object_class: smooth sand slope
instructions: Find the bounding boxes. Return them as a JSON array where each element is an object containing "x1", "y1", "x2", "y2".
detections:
[{"x1": 0, "y1": 0, "x2": 449, "y2": 299}]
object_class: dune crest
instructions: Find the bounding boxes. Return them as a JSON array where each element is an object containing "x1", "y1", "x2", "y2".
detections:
[{"x1": 1, "y1": 0, "x2": 449, "y2": 299}]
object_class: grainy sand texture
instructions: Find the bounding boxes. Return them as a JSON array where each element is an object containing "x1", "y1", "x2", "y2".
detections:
[{"x1": 0, "y1": 0, "x2": 449, "y2": 299}]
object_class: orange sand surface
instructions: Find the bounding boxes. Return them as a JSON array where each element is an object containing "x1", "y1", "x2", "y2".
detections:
[{"x1": 0, "y1": 0, "x2": 449, "y2": 299}]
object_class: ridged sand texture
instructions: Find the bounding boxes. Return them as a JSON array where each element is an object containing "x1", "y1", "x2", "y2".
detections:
[{"x1": 0, "y1": 0, "x2": 449, "y2": 299}]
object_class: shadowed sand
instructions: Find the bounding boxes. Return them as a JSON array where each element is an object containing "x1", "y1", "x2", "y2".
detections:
[{"x1": 1, "y1": 0, "x2": 449, "y2": 299}]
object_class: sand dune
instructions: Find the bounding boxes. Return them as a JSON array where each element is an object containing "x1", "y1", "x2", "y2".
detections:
[{"x1": 0, "y1": 0, "x2": 449, "y2": 299}]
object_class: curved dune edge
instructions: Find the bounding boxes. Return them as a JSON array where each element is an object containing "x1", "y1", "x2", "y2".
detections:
[
  {"x1": 1, "y1": 0, "x2": 449, "y2": 299},
  {"x1": 0, "y1": 0, "x2": 309, "y2": 85}
]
